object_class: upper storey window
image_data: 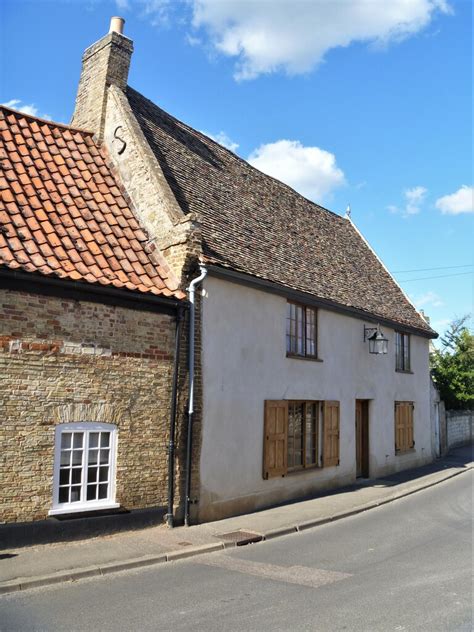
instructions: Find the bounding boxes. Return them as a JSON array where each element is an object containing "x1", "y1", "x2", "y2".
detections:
[
  {"x1": 286, "y1": 302, "x2": 317, "y2": 358},
  {"x1": 395, "y1": 332, "x2": 411, "y2": 372}
]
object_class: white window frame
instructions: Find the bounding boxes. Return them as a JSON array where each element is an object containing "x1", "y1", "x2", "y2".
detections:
[{"x1": 49, "y1": 422, "x2": 119, "y2": 516}]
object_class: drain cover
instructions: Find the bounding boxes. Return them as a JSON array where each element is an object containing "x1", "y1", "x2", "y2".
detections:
[{"x1": 218, "y1": 530, "x2": 263, "y2": 546}]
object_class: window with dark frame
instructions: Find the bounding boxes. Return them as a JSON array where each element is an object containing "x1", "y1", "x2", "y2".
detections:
[
  {"x1": 286, "y1": 302, "x2": 317, "y2": 357},
  {"x1": 395, "y1": 332, "x2": 410, "y2": 371},
  {"x1": 287, "y1": 401, "x2": 319, "y2": 471},
  {"x1": 263, "y1": 400, "x2": 340, "y2": 479}
]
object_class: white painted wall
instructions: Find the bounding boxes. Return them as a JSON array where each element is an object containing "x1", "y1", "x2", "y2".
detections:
[{"x1": 199, "y1": 276, "x2": 432, "y2": 521}]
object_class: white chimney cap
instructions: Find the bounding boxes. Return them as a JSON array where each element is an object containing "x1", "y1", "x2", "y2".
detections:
[{"x1": 109, "y1": 16, "x2": 125, "y2": 35}]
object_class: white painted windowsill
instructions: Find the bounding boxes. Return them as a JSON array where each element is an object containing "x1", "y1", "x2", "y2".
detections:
[{"x1": 48, "y1": 502, "x2": 120, "y2": 516}]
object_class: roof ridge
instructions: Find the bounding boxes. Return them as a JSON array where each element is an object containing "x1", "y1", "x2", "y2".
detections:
[
  {"x1": 126, "y1": 86, "x2": 345, "y2": 223},
  {"x1": 0, "y1": 105, "x2": 95, "y2": 136}
]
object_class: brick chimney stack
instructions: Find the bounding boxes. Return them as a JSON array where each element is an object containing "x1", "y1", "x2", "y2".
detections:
[{"x1": 71, "y1": 17, "x2": 133, "y2": 138}]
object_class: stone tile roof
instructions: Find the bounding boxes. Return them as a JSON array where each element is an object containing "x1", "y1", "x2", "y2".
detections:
[
  {"x1": 127, "y1": 88, "x2": 435, "y2": 336},
  {"x1": 0, "y1": 106, "x2": 184, "y2": 299}
]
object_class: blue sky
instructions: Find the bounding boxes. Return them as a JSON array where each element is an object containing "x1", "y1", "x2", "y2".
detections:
[{"x1": 1, "y1": 0, "x2": 472, "y2": 340}]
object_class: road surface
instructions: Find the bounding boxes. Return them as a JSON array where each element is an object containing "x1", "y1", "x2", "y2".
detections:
[{"x1": 1, "y1": 470, "x2": 472, "y2": 631}]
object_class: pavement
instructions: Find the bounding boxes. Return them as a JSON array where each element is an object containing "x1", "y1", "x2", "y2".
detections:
[{"x1": 0, "y1": 445, "x2": 472, "y2": 595}]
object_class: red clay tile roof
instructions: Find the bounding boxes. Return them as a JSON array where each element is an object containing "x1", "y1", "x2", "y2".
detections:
[
  {"x1": 0, "y1": 106, "x2": 184, "y2": 300},
  {"x1": 128, "y1": 88, "x2": 435, "y2": 336}
]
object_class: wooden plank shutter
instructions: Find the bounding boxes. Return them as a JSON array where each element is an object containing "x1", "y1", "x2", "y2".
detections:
[
  {"x1": 263, "y1": 401, "x2": 288, "y2": 479},
  {"x1": 395, "y1": 402, "x2": 415, "y2": 452},
  {"x1": 407, "y1": 403, "x2": 414, "y2": 449},
  {"x1": 323, "y1": 401, "x2": 340, "y2": 467},
  {"x1": 395, "y1": 402, "x2": 404, "y2": 452}
]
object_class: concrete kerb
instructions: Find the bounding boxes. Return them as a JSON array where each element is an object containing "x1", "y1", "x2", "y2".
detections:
[
  {"x1": 0, "y1": 544, "x2": 224, "y2": 595},
  {"x1": 1, "y1": 464, "x2": 471, "y2": 596},
  {"x1": 262, "y1": 525, "x2": 298, "y2": 540},
  {"x1": 292, "y1": 465, "x2": 473, "y2": 535}
]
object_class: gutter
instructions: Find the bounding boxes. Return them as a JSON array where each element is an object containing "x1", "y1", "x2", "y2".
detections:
[
  {"x1": 0, "y1": 268, "x2": 185, "y2": 314},
  {"x1": 184, "y1": 264, "x2": 208, "y2": 527}
]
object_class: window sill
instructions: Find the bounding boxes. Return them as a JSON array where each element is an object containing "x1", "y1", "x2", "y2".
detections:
[
  {"x1": 396, "y1": 369, "x2": 413, "y2": 374},
  {"x1": 395, "y1": 448, "x2": 416, "y2": 456},
  {"x1": 287, "y1": 465, "x2": 321, "y2": 476},
  {"x1": 48, "y1": 502, "x2": 120, "y2": 516},
  {"x1": 286, "y1": 354, "x2": 323, "y2": 363}
]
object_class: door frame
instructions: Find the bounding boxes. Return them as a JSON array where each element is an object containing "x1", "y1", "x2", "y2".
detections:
[{"x1": 355, "y1": 399, "x2": 370, "y2": 478}]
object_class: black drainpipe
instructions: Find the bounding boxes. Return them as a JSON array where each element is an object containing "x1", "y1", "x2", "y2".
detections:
[
  {"x1": 184, "y1": 265, "x2": 207, "y2": 526},
  {"x1": 166, "y1": 306, "x2": 184, "y2": 528}
]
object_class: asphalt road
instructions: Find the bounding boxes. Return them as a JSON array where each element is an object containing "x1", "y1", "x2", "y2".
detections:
[{"x1": 1, "y1": 470, "x2": 472, "y2": 632}]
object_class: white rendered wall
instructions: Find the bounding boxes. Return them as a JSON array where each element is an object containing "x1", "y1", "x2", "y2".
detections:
[{"x1": 199, "y1": 276, "x2": 432, "y2": 521}]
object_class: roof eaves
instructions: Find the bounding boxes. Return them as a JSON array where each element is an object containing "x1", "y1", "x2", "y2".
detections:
[{"x1": 0, "y1": 266, "x2": 186, "y2": 311}]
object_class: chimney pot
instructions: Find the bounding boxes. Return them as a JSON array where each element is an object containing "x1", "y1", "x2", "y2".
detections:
[{"x1": 109, "y1": 16, "x2": 125, "y2": 35}]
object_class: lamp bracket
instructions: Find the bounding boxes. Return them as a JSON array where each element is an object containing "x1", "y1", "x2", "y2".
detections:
[{"x1": 364, "y1": 325, "x2": 379, "y2": 341}]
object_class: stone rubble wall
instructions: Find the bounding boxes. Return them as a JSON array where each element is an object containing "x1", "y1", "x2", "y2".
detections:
[{"x1": 0, "y1": 288, "x2": 181, "y2": 524}]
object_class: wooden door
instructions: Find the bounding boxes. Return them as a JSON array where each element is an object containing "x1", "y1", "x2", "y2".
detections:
[{"x1": 355, "y1": 400, "x2": 369, "y2": 478}]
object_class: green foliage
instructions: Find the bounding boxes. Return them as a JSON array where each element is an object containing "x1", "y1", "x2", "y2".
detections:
[{"x1": 430, "y1": 316, "x2": 474, "y2": 410}]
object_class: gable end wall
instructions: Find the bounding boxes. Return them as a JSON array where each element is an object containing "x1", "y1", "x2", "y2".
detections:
[{"x1": 103, "y1": 86, "x2": 202, "y2": 286}]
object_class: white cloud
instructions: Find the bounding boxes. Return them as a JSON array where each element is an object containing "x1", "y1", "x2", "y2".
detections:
[
  {"x1": 202, "y1": 130, "x2": 239, "y2": 153},
  {"x1": 2, "y1": 99, "x2": 38, "y2": 117},
  {"x1": 388, "y1": 185, "x2": 427, "y2": 217},
  {"x1": 435, "y1": 185, "x2": 474, "y2": 215},
  {"x1": 247, "y1": 139, "x2": 345, "y2": 202},
  {"x1": 186, "y1": 33, "x2": 202, "y2": 47},
  {"x1": 410, "y1": 291, "x2": 444, "y2": 309},
  {"x1": 115, "y1": 0, "x2": 172, "y2": 26},
  {"x1": 189, "y1": 0, "x2": 451, "y2": 80},
  {"x1": 1, "y1": 99, "x2": 51, "y2": 120},
  {"x1": 404, "y1": 185, "x2": 427, "y2": 215}
]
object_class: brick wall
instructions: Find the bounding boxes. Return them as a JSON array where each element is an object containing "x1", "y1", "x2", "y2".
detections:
[
  {"x1": 72, "y1": 32, "x2": 133, "y2": 138},
  {"x1": 447, "y1": 410, "x2": 473, "y2": 449},
  {"x1": 0, "y1": 288, "x2": 181, "y2": 523}
]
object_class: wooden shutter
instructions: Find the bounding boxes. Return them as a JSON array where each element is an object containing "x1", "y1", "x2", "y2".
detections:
[
  {"x1": 263, "y1": 401, "x2": 288, "y2": 479},
  {"x1": 323, "y1": 401, "x2": 340, "y2": 467},
  {"x1": 395, "y1": 402, "x2": 415, "y2": 452}
]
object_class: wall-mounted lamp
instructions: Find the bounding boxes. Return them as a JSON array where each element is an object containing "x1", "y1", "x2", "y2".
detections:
[{"x1": 364, "y1": 325, "x2": 388, "y2": 355}]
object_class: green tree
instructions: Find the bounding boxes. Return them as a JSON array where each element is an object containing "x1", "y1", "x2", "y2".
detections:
[{"x1": 430, "y1": 316, "x2": 474, "y2": 410}]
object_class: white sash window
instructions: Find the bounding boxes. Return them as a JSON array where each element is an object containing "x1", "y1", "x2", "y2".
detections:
[{"x1": 49, "y1": 423, "x2": 119, "y2": 515}]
